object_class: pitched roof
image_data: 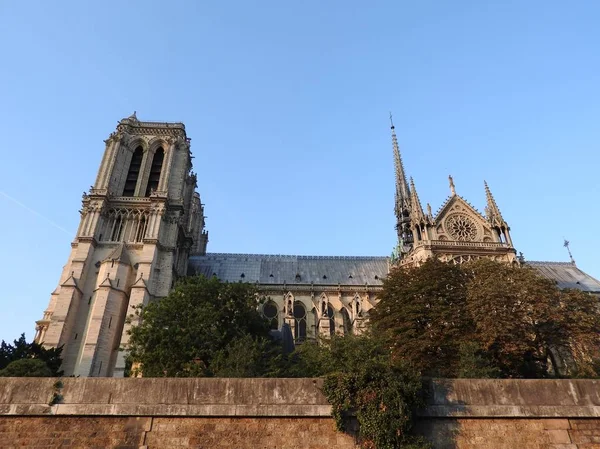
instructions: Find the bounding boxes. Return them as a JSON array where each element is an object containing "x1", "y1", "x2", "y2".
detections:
[
  {"x1": 433, "y1": 194, "x2": 486, "y2": 223},
  {"x1": 188, "y1": 253, "x2": 388, "y2": 286},
  {"x1": 527, "y1": 261, "x2": 600, "y2": 292},
  {"x1": 103, "y1": 243, "x2": 131, "y2": 266},
  {"x1": 187, "y1": 254, "x2": 600, "y2": 293}
]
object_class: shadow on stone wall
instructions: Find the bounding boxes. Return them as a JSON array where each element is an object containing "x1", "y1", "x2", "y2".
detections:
[{"x1": 415, "y1": 379, "x2": 465, "y2": 449}]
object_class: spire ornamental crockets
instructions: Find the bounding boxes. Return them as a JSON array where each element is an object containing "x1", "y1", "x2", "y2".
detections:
[{"x1": 390, "y1": 113, "x2": 413, "y2": 251}]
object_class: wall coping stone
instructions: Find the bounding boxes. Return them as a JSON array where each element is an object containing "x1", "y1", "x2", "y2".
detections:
[
  {"x1": 419, "y1": 378, "x2": 600, "y2": 418},
  {"x1": 2, "y1": 377, "x2": 600, "y2": 418}
]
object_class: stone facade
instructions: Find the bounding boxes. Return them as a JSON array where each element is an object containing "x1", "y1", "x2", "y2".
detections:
[
  {"x1": 34, "y1": 114, "x2": 600, "y2": 377},
  {"x1": 34, "y1": 113, "x2": 208, "y2": 377},
  {"x1": 187, "y1": 254, "x2": 386, "y2": 341}
]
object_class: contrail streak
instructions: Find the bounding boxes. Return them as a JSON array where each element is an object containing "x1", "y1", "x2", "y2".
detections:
[{"x1": 0, "y1": 191, "x2": 72, "y2": 235}]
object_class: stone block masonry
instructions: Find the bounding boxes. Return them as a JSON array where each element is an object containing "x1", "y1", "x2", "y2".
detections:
[{"x1": 3, "y1": 378, "x2": 600, "y2": 448}]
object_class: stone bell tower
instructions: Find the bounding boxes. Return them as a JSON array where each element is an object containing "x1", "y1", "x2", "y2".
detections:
[{"x1": 34, "y1": 113, "x2": 208, "y2": 377}]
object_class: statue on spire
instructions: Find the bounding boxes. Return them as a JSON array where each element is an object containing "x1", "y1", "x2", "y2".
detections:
[{"x1": 449, "y1": 175, "x2": 456, "y2": 196}]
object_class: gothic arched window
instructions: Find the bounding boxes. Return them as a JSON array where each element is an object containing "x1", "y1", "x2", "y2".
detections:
[
  {"x1": 293, "y1": 301, "x2": 307, "y2": 342},
  {"x1": 122, "y1": 146, "x2": 143, "y2": 196},
  {"x1": 135, "y1": 215, "x2": 147, "y2": 242},
  {"x1": 110, "y1": 214, "x2": 123, "y2": 241},
  {"x1": 327, "y1": 304, "x2": 335, "y2": 336},
  {"x1": 263, "y1": 301, "x2": 279, "y2": 330},
  {"x1": 145, "y1": 147, "x2": 164, "y2": 196}
]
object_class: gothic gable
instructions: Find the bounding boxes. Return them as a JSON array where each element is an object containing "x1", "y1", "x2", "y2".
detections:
[{"x1": 433, "y1": 196, "x2": 495, "y2": 243}]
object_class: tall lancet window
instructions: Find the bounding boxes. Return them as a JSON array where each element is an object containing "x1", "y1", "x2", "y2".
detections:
[
  {"x1": 122, "y1": 146, "x2": 143, "y2": 196},
  {"x1": 293, "y1": 302, "x2": 307, "y2": 342},
  {"x1": 327, "y1": 304, "x2": 335, "y2": 336},
  {"x1": 145, "y1": 147, "x2": 164, "y2": 196}
]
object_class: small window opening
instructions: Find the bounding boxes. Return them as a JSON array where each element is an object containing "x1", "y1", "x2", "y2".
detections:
[
  {"x1": 74, "y1": 333, "x2": 78, "y2": 340},
  {"x1": 269, "y1": 273, "x2": 274, "y2": 277},
  {"x1": 88, "y1": 296, "x2": 92, "y2": 305},
  {"x1": 122, "y1": 146, "x2": 143, "y2": 196},
  {"x1": 108, "y1": 316, "x2": 112, "y2": 329},
  {"x1": 322, "y1": 275, "x2": 327, "y2": 280},
  {"x1": 98, "y1": 361, "x2": 103, "y2": 375},
  {"x1": 116, "y1": 278, "x2": 120, "y2": 287},
  {"x1": 374, "y1": 275, "x2": 379, "y2": 280},
  {"x1": 348, "y1": 275, "x2": 353, "y2": 279},
  {"x1": 145, "y1": 147, "x2": 164, "y2": 196},
  {"x1": 295, "y1": 273, "x2": 301, "y2": 281},
  {"x1": 240, "y1": 273, "x2": 245, "y2": 278}
]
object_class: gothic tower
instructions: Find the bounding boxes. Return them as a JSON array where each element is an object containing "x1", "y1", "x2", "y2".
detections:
[
  {"x1": 390, "y1": 121, "x2": 517, "y2": 267},
  {"x1": 34, "y1": 113, "x2": 208, "y2": 377}
]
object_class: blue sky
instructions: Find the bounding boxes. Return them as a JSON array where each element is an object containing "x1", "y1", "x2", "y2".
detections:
[{"x1": 1, "y1": 1, "x2": 599, "y2": 343}]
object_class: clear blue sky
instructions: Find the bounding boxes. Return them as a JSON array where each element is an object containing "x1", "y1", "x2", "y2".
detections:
[{"x1": 1, "y1": 1, "x2": 599, "y2": 343}]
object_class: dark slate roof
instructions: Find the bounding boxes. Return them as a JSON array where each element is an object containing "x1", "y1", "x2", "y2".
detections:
[
  {"x1": 187, "y1": 253, "x2": 600, "y2": 293},
  {"x1": 528, "y1": 261, "x2": 600, "y2": 292},
  {"x1": 188, "y1": 253, "x2": 389, "y2": 286}
]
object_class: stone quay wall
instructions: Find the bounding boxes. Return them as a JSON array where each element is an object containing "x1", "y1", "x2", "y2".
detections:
[{"x1": 1, "y1": 377, "x2": 600, "y2": 448}]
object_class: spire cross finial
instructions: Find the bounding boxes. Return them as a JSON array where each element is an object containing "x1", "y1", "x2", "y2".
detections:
[
  {"x1": 389, "y1": 112, "x2": 394, "y2": 129},
  {"x1": 449, "y1": 175, "x2": 456, "y2": 196},
  {"x1": 563, "y1": 239, "x2": 576, "y2": 265}
]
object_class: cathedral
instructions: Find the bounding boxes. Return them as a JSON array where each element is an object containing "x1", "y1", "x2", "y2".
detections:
[{"x1": 34, "y1": 114, "x2": 600, "y2": 377}]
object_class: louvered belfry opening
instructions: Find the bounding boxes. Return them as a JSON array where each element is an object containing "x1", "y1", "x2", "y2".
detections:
[
  {"x1": 145, "y1": 147, "x2": 164, "y2": 196},
  {"x1": 122, "y1": 146, "x2": 143, "y2": 196}
]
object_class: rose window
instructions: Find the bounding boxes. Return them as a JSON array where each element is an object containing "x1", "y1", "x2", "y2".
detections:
[{"x1": 445, "y1": 214, "x2": 478, "y2": 241}]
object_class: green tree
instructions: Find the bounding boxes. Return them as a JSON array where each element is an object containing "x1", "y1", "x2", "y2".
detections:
[
  {"x1": 369, "y1": 259, "x2": 471, "y2": 377},
  {"x1": 0, "y1": 359, "x2": 53, "y2": 377},
  {"x1": 370, "y1": 258, "x2": 600, "y2": 378},
  {"x1": 211, "y1": 333, "x2": 284, "y2": 377},
  {"x1": 0, "y1": 334, "x2": 62, "y2": 376},
  {"x1": 465, "y1": 259, "x2": 600, "y2": 377},
  {"x1": 126, "y1": 275, "x2": 275, "y2": 377}
]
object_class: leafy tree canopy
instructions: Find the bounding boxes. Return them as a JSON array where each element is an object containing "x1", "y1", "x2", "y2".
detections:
[
  {"x1": 0, "y1": 359, "x2": 53, "y2": 377},
  {"x1": 127, "y1": 275, "x2": 276, "y2": 377},
  {"x1": 0, "y1": 334, "x2": 62, "y2": 376},
  {"x1": 371, "y1": 258, "x2": 600, "y2": 378}
]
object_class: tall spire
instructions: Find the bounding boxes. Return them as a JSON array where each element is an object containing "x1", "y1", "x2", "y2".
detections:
[
  {"x1": 409, "y1": 177, "x2": 425, "y2": 221},
  {"x1": 390, "y1": 113, "x2": 410, "y2": 218},
  {"x1": 390, "y1": 113, "x2": 413, "y2": 253},
  {"x1": 484, "y1": 180, "x2": 504, "y2": 225}
]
